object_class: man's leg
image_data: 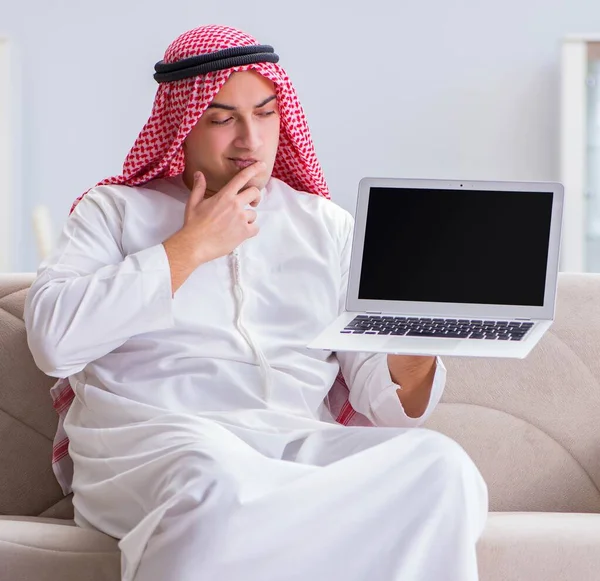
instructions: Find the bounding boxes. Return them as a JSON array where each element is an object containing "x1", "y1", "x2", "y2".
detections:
[
  {"x1": 297, "y1": 426, "x2": 489, "y2": 579},
  {"x1": 67, "y1": 407, "x2": 315, "y2": 581},
  {"x1": 69, "y1": 402, "x2": 486, "y2": 581},
  {"x1": 213, "y1": 427, "x2": 488, "y2": 581}
]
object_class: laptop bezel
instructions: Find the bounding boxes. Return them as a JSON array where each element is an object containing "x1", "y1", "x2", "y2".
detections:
[{"x1": 346, "y1": 177, "x2": 564, "y2": 320}]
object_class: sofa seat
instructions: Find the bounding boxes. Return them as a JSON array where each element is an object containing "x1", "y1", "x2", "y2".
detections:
[
  {"x1": 2, "y1": 512, "x2": 600, "y2": 581},
  {"x1": 477, "y1": 512, "x2": 600, "y2": 581},
  {"x1": 0, "y1": 515, "x2": 120, "y2": 581}
]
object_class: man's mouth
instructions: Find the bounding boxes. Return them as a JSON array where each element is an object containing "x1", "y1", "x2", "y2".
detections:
[{"x1": 229, "y1": 158, "x2": 259, "y2": 169}]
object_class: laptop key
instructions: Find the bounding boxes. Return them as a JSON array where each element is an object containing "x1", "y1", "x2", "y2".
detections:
[{"x1": 406, "y1": 330, "x2": 470, "y2": 339}]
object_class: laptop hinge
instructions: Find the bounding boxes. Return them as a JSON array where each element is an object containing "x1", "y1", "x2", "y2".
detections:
[{"x1": 364, "y1": 312, "x2": 534, "y2": 321}]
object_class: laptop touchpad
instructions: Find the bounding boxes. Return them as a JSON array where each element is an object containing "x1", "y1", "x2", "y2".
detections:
[{"x1": 385, "y1": 338, "x2": 462, "y2": 354}]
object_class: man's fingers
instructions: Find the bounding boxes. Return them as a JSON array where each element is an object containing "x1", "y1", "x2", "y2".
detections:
[
  {"x1": 237, "y1": 186, "x2": 262, "y2": 208},
  {"x1": 186, "y1": 172, "x2": 206, "y2": 221},
  {"x1": 244, "y1": 209, "x2": 257, "y2": 224},
  {"x1": 247, "y1": 222, "x2": 260, "y2": 238},
  {"x1": 222, "y1": 161, "x2": 265, "y2": 197}
]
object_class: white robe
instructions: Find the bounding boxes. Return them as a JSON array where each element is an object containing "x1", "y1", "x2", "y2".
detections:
[{"x1": 24, "y1": 176, "x2": 488, "y2": 581}]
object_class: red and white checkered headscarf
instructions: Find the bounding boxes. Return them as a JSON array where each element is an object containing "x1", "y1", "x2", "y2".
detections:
[
  {"x1": 50, "y1": 25, "x2": 371, "y2": 496},
  {"x1": 70, "y1": 24, "x2": 329, "y2": 209}
]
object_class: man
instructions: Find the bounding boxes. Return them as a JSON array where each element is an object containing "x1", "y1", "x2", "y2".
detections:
[{"x1": 24, "y1": 25, "x2": 488, "y2": 581}]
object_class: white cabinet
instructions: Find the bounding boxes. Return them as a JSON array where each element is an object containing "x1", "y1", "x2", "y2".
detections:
[{"x1": 561, "y1": 35, "x2": 600, "y2": 272}]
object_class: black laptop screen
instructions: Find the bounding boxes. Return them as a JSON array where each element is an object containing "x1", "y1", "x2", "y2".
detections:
[{"x1": 358, "y1": 187, "x2": 554, "y2": 307}]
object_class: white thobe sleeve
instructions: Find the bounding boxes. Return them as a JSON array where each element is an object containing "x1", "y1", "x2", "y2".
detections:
[
  {"x1": 334, "y1": 214, "x2": 447, "y2": 428},
  {"x1": 24, "y1": 188, "x2": 175, "y2": 378}
]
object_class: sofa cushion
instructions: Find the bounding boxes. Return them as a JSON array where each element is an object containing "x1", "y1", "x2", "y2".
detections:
[
  {"x1": 0, "y1": 275, "x2": 68, "y2": 517},
  {"x1": 0, "y1": 516, "x2": 120, "y2": 581},
  {"x1": 477, "y1": 512, "x2": 600, "y2": 581}
]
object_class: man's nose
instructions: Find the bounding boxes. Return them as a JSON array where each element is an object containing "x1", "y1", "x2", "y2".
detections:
[{"x1": 236, "y1": 119, "x2": 262, "y2": 151}]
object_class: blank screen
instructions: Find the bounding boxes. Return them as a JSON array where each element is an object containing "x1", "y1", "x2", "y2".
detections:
[{"x1": 358, "y1": 187, "x2": 553, "y2": 307}]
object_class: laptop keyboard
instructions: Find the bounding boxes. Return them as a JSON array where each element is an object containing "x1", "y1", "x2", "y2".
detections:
[{"x1": 342, "y1": 315, "x2": 534, "y2": 341}]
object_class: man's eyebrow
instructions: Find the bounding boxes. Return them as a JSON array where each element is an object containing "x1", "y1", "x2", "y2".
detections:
[{"x1": 207, "y1": 95, "x2": 277, "y2": 111}]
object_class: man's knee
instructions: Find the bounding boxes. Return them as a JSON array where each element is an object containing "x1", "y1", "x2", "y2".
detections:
[
  {"x1": 410, "y1": 429, "x2": 488, "y2": 531},
  {"x1": 392, "y1": 428, "x2": 488, "y2": 501},
  {"x1": 155, "y1": 448, "x2": 239, "y2": 509}
]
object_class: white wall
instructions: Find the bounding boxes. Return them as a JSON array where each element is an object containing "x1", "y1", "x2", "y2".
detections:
[
  {"x1": 0, "y1": 38, "x2": 12, "y2": 271},
  {"x1": 2, "y1": 0, "x2": 599, "y2": 270}
]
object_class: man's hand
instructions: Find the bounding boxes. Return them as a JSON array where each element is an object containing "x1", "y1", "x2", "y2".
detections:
[
  {"x1": 162, "y1": 162, "x2": 265, "y2": 293},
  {"x1": 388, "y1": 355, "x2": 437, "y2": 419}
]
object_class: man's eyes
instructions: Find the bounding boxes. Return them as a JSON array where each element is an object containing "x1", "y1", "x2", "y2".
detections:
[
  {"x1": 211, "y1": 117, "x2": 233, "y2": 125},
  {"x1": 210, "y1": 111, "x2": 277, "y2": 125}
]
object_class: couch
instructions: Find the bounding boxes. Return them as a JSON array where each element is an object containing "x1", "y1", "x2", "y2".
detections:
[{"x1": 1, "y1": 272, "x2": 599, "y2": 581}]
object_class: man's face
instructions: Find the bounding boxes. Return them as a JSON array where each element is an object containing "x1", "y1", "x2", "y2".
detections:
[{"x1": 183, "y1": 71, "x2": 280, "y2": 194}]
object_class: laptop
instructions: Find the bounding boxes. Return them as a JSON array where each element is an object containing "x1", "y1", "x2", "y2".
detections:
[{"x1": 308, "y1": 177, "x2": 564, "y2": 358}]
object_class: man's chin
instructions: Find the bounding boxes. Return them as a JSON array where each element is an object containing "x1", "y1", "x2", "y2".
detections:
[
  {"x1": 228, "y1": 170, "x2": 271, "y2": 191},
  {"x1": 209, "y1": 169, "x2": 271, "y2": 193}
]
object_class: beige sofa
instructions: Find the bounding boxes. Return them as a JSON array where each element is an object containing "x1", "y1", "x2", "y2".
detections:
[{"x1": 1, "y1": 272, "x2": 599, "y2": 581}]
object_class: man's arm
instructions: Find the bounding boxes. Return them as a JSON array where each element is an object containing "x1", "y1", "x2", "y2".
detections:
[
  {"x1": 24, "y1": 188, "x2": 175, "y2": 378},
  {"x1": 336, "y1": 350, "x2": 445, "y2": 426},
  {"x1": 388, "y1": 355, "x2": 437, "y2": 418},
  {"x1": 25, "y1": 163, "x2": 265, "y2": 378}
]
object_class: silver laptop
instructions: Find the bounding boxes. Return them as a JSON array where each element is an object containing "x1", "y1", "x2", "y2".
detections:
[{"x1": 308, "y1": 177, "x2": 564, "y2": 359}]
